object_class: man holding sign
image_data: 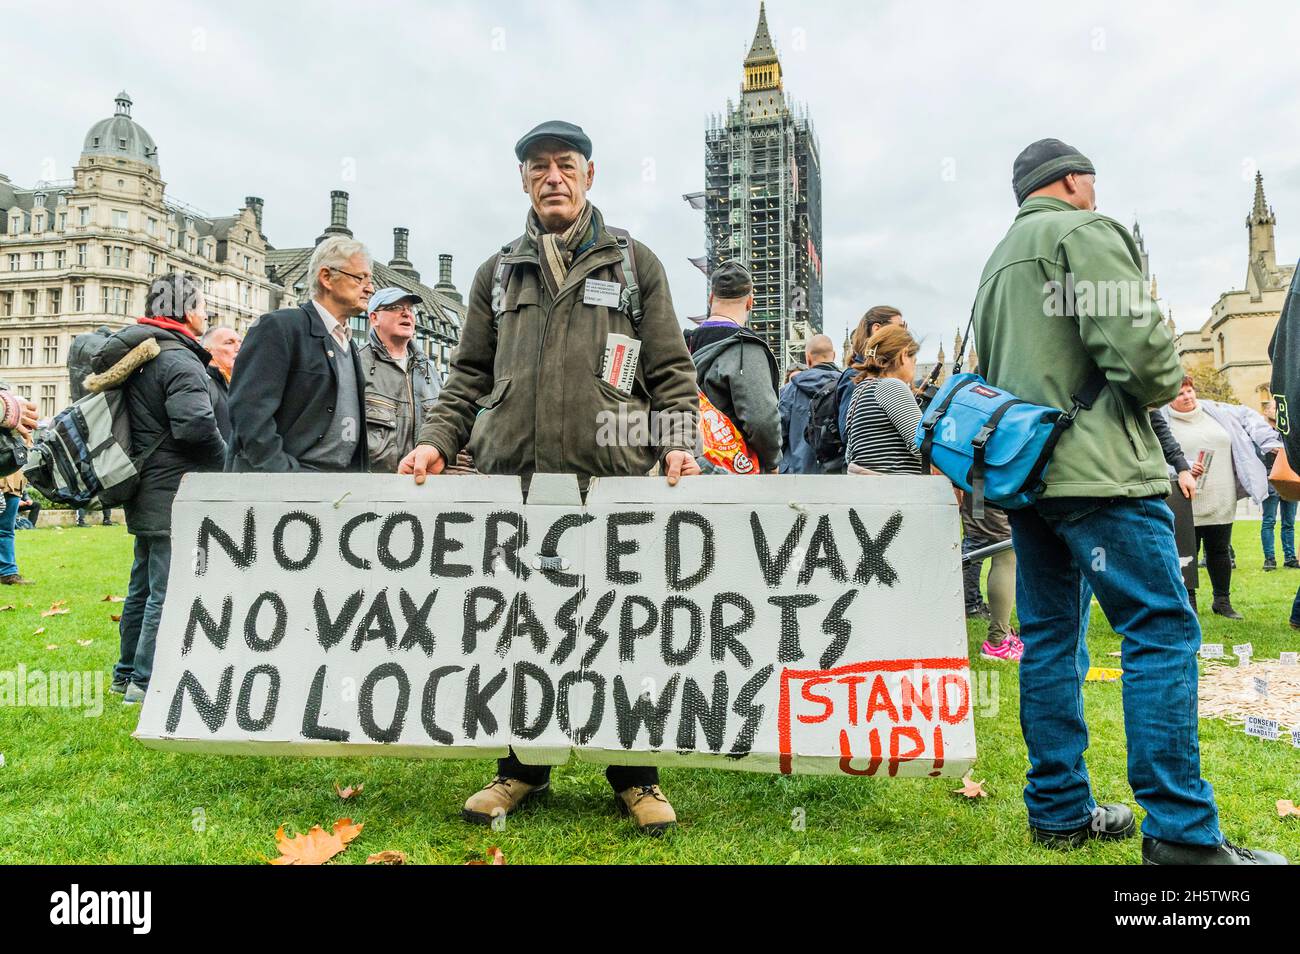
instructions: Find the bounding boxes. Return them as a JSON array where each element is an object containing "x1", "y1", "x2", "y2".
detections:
[{"x1": 400, "y1": 120, "x2": 700, "y2": 833}]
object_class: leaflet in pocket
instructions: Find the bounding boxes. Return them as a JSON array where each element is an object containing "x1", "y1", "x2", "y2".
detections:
[{"x1": 600, "y1": 333, "x2": 641, "y2": 395}]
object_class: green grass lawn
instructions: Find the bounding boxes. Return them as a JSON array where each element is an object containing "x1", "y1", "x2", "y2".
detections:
[{"x1": 1, "y1": 521, "x2": 1297, "y2": 865}]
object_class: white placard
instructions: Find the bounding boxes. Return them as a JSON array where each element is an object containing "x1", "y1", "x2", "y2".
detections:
[
  {"x1": 1253, "y1": 676, "x2": 1269, "y2": 698},
  {"x1": 133, "y1": 474, "x2": 977, "y2": 778},
  {"x1": 1232, "y1": 643, "x2": 1253, "y2": 658},
  {"x1": 1279, "y1": 652, "x2": 1298, "y2": 667},
  {"x1": 1199, "y1": 643, "x2": 1224, "y2": 660},
  {"x1": 1244, "y1": 716, "x2": 1279, "y2": 740}
]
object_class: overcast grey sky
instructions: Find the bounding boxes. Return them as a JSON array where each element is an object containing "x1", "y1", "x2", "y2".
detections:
[{"x1": 3, "y1": 0, "x2": 1298, "y2": 360}]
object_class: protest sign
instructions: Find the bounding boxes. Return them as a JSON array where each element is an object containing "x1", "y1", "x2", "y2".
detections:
[{"x1": 135, "y1": 473, "x2": 976, "y2": 777}]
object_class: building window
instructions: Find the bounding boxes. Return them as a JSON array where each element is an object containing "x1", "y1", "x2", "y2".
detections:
[
  {"x1": 168, "y1": 228, "x2": 176, "y2": 247},
  {"x1": 18, "y1": 337, "x2": 33, "y2": 365},
  {"x1": 55, "y1": 250, "x2": 66, "y2": 269},
  {"x1": 32, "y1": 252, "x2": 44, "y2": 271},
  {"x1": 147, "y1": 217, "x2": 158, "y2": 236},
  {"x1": 76, "y1": 243, "x2": 87, "y2": 267},
  {"x1": 243, "y1": 254, "x2": 251, "y2": 272},
  {"x1": 7, "y1": 254, "x2": 18, "y2": 272},
  {"x1": 34, "y1": 215, "x2": 44, "y2": 232},
  {"x1": 73, "y1": 285, "x2": 85, "y2": 312},
  {"x1": 40, "y1": 384, "x2": 55, "y2": 419},
  {"x1": 15, "y1": 385, "x2": 31, "y2": 401},
  {"x1": 0, "y1": 339, "x2": 9, "y2": 364},
  {"x1": 112, "y1": 209, "x2": 129, "y2": 229},
  {"x1": 203, "y1": 277, "x2": 213, "y2": 296},
  {"x1": 48, "y1": 289, "x2": 61, "y2": 315},
  {"x1": 43, "y1": 336, "x2": 59, "y2": 364},
  {"x1": 24, "y1": 291, "x2": 38, "y2": 316},
  {"x1": 187, "y1": 236, "x2": 196, "y2": 254},
  {"x1": 10, "y1": 215, "x2": 21, "y2": 233},
  {"x1": 57, "y1": 212, "x2": 67, "y2": 231},
  {"x1": 0, "y1": 293, "x2": 11, "y2": 317},
  {"x1": 147, "y1": 252, "x2": 158, "y2": 276},
  {"x1": 78, "y1": 207, "x2": 90, "y2": 226}
]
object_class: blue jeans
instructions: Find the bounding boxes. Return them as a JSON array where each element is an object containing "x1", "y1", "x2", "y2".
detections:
[
  {"x1": 1292, "y1": 584, "x2": 1300, "y2": 627},
  {"x1": 1260, "y1": 488, "x2": 1296, "y2": 562},
  {"x1": 115, "y1": 535, "x2": 172, "y2": 689},
  {"x1": 1006, "y1": 496, "x2": 1222, "y2": 846},
  {"x1": 0, "y1": 494, "x2": 18, "y2": 576}
]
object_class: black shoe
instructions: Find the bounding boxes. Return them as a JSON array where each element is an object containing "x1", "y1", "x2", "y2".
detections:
[
  {"x1": 1211, "y1": 600, "x2": 1244, "y2": 620},
  {"x1": 1143, "y1": 837, "x2": 1288, "y2": 865},
  {"x1": 965, "y1": 603, "x2": 991, "y2": 620},
  {"x1": 101, "y1": 520, "x2": 116, "y2": 527},
  {"x1": 1263, "y1": 557, "x2": 1277, "y2": 571},
  {"x1": 1286, "y1": 558, "x2": 1300, "y2": 569},
  {"x1": 110, "y1": 678, "x2": 128, "y2": 694},
  {"x1": 1031, "y1": 803, "x2": 1136, "y2": 848}
]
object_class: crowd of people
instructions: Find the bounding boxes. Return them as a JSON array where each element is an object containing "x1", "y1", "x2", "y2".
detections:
[{"x1": 2, "y1": 123, "x2": 1295, "y2": 863}]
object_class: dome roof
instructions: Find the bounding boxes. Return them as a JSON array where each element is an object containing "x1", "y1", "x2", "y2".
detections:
[{"x1": 82, "y1": 92, "x2": 159, "y2": 169}]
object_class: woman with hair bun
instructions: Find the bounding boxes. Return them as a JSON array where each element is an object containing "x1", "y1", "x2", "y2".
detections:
[{"x1": 843, "y1": 325, "x2": 923, "y2": 475}]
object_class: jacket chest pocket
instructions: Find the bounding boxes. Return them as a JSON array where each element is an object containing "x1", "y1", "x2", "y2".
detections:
[
  {"x1": 494, "y1": 279, "x2": 540, "y2": 372},
  {"x1": 365, "y1": 395, "x2": 399, "y2": 431}
]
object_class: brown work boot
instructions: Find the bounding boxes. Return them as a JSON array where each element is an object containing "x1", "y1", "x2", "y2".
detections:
[
  {"x1": 1, "y1": 574, "x2": 34, "y2": 585},
  {"x1": 461, "y1": 775, "x2": 546, "y2": 825},
  {"x1": 616, "y1": 784, "x2": 678, "y2": 835}
]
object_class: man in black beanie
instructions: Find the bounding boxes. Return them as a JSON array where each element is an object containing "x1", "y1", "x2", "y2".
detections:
[{"x1": 968, "y1": 139, "x2": 1288, "y2": 865}]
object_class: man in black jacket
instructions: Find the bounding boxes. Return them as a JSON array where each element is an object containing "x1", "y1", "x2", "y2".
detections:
[
  {"x1": 227, "y1": 236, "x2": 371, "y2": 472},
  {"x1": 87, "y1": 274, "x2": 226, "y2": 703},
  {"x1": 201, "y1": 325, "x2": 240, "y2": 441}
]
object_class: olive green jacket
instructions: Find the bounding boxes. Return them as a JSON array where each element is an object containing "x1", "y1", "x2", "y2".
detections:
[
  {"x1": 417, "y1": 220, "x2": 699, "y2": 481},
  {"x1": 359, "y1": 328, "x2": 440, "y2": 474},
  {"x1": 973, "y1": 196, "x2": 1183, "y2": 499}
]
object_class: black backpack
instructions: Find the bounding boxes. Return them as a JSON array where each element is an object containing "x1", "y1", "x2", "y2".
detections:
[{"x1": 805, "y1": 371, "x2": 847, "y2": 468}]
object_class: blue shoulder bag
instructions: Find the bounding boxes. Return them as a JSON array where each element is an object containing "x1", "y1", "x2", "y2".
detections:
[{"x1": 915, "y1": 308, "x2": 1107, "y2": 518}]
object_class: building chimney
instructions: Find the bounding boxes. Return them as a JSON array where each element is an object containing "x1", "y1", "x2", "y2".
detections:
[
  {"x1": 387, "y1": 226, "x2": 420, "y2": 282},
  {"x1": 245, "y1": 196, "x2": 265, "y2": 239},
  {"x1": 318, "y1": 190, "x2": 352, "y2": 243},
  {"x1": 434, "y1": 253, "x2": 461, "y2": 303}
]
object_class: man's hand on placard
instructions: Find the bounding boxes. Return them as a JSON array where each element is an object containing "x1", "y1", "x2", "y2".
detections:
[
  {"x1": 15, "y1": 398, "x2": 37, "y2": 440},
  {"x1": 1177, "y1": 470, "x2": 1197, "y2": 500},
  {"x1": 664, "y1": 450, "x2": 700, "y2": 486},
  {"x1": 1190, "y1": 460, "x2": 1205, "y2": 478},
  {"x1": 398, "y1": 445, "x2": 445, "y2": 485}
]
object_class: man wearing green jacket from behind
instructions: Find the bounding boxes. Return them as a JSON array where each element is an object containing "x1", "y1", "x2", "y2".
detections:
[{"x1": 974, "y1": 138, "x2": 1286, "y2": 865}]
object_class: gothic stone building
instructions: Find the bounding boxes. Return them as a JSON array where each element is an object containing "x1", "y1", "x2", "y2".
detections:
[
  {"x1": 704, "y1": 2, "x2": 823, "y2": 370},
  {"x1": 1175, "y1": 172, "x2": 1293, "y2": 412}
]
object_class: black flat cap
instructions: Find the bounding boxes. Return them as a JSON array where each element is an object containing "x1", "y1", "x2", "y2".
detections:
[
  {"x1": 710, "y1": 260, "x2": 753, "y2": 299},
  {"x1": 515, "y1": 121, "x2": 592, "y2": 161}
]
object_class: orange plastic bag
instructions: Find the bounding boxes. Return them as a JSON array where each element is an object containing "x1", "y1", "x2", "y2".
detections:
[{"x1": 699, "y1": 390, "x2": 758, "y2": 474}]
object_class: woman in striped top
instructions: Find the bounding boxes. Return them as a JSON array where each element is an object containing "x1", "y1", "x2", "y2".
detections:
[{"x1": 844, "y1": 325, "x2": 922, "y2": 474}]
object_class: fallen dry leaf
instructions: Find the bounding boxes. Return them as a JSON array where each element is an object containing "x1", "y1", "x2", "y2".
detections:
[
  {"x1": 110, "y1": 613, "x2": 121, "y2": 622},
  {"x1": 32, "y1": 627, "x2": 45, "y2": 636},
  {"x1": 465, "y1": 846, "x2": 506, "y2": 865},
  {"x1": 268, "y1": 818, "x2": 364, "y2": 865},
  {"x1": 45, "y1": 644, "x2": 58, "y2": 650},
  {"x1": 0, "y1": 604, "x2": 13, "y2": 611},
  {"x1": 366, "y1": 850, "x2": 406, "y2": 865},
  {"x1": 1278, "y1": 799, "x2": 1300, "y2": 819},
  {"x1": 41, "y1": 608, "x2": 70, "y2": 617},
  {"x1": 335, "y1": 782, "x2": 365, "y2": 800},
  {"x1": 953, "y1": 774, "x2": 988, "y2": 799},
  {"x1": 76, "y1": 639, "x2": 93, "y2": 647},
  {"x1": 101, "y1": 594, "x2": 125, "y2": 603}
]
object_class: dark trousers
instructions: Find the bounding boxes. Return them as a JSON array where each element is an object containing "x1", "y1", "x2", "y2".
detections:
[
  {"x1": 498, "y1": 749, "x2": 658, "y2": 793},
  {"x1": 1194, "y1": 523, "x2": 1233, "y2": 601},
  {"x1": 115, "y1": 535, "x2": 172, "y2": 688}
]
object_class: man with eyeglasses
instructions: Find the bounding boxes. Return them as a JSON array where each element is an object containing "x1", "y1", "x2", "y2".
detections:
[
  {"x1": 227, "y1": 235, "x2": 373, "y2": 473},
  {"x1": 358, "y1": 287, "x2": 441, "y2": 473}
]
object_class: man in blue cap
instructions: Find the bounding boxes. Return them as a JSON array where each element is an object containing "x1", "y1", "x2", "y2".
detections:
[
  {"x1": 358, "y1": 287, "x2": 441, "y2": 473},
  {"x1": 401, "y1": 120, "x2": 700, "y2": 835}
]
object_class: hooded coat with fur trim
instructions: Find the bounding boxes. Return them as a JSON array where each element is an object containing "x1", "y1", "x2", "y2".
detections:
[{"x1": 88, "y1": 324, "x2": 226, "y2": 535}]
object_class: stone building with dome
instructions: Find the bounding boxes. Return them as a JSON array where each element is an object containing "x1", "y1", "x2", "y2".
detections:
[
  {"x1": 0, "y1": 91, "x2": 466, "y2": 416},
  {"x1": 0, "y1": 91, "x2": 278, "y2": 416}
]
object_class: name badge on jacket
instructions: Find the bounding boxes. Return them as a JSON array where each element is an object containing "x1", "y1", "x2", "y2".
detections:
[{"x1": 583, "y1": 278, "x2": 622, "y2": 308}]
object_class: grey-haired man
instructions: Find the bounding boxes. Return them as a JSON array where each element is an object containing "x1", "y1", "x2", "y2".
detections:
[{"x1": 359, "y1": 287, "x2": 441, "y2": 473}]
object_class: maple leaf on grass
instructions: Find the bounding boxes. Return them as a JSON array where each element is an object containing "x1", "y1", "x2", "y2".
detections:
[
  {"x1": 101, "y1": 594, "x2": 125, "y2": 602},
  {"x1": 41, "y1": 606, "x2": 70, "y2": 617},
  {"x1": 110, "y1": 614, "x2": 121, "y2": 622},
  {"x1": 33, "y1": 627, "x2": 45, "y2": 636},
  {"x1": 268, "y1": 818, "x2": 364, "y2": 865},
  {"x1": 334, "y1": 782, "x2": 365, "y2": 799},
  {"x1": 953, "y1": 775, "x2": 989, "y2": 799},
  {"x1": 366, "y1": 850, "x2": 406, "y2": 865},
  {"x1": 465, "y1": 846, "x2": 506, "y2": 866},
  {"x1": 76, "y1": 639, "x2": 93, "y2": 647},
  {"x1": 0, "y1": 604, "x2": 14, "y2": 611},
  {"x1": 1278, "y1": 800, "x2": 1300, "y2": 819}
]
